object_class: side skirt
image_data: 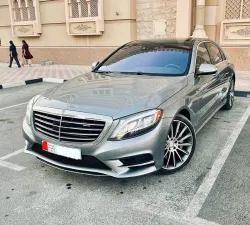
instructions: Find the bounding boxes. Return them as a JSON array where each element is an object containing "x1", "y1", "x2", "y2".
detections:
[{"x1": 195, "y1": 100, "x2": 227, "y2": 134}]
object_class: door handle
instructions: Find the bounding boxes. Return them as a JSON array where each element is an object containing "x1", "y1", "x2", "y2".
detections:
[{"x1": 221, "y1": 87, "x2": 227, "y2": 93}]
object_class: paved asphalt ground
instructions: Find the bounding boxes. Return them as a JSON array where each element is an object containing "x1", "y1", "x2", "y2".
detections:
[{"x1": 0, "y1": 83, "x2": 250, "y2": 225}]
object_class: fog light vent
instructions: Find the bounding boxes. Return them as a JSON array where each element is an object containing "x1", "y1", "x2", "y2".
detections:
[{"x1": 119, "y1": 154, "x2": 153, "y2": 167}]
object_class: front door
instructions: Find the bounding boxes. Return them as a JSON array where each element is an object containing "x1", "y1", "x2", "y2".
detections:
[
  {"x1": 194, "y1": 42, "x2": 222, "y2": 128},
  {"x1": 205, "y1": 42, "x2": 231, "y2": 104}
]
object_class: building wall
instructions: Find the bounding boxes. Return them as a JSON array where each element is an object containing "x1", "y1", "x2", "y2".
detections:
[
  {"x1": 204, "y1": 0, "x2": 218, "y2": 41},
  {"x1": 0, "y1": 0, "x2": 250, "y2": 70},
  {"x1": 136, "y1": 0, "x2": 177, "y2": 40},
  {"x1": 191, "y1": 0, "x2": 250, "y2": 71},
  {"x1": 0, "y1": 0, "x2": 136, "y2": 65},
  {"x1": 217, "y1": 0, "x2": 250, "y2": 70}
]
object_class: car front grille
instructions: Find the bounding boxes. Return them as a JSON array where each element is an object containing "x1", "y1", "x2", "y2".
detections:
[{"x1": 33, "y1": 111, "x2": 106, "y2": 143}]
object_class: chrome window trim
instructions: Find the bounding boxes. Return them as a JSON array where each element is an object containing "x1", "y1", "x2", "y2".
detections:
[
  {"x1": 32, "y1": 105, "x2": 113, "y2": 146},
  {"x1": 195, "y1": 41, "x2": 212, "y2": 65},
  {"x1": 190, "y1": 40, "x2": 229, "y2": 76},
  {"x1": 204, "y1": 41, "x2": 226, "y2": 66}
]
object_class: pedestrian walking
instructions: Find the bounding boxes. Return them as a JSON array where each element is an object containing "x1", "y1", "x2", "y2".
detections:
[
  {"x1": 8, "y1": 40, "x2": 21, "y2": 68},
  {"x1": 22, "y1": 40, "x2": 33, "y2": 67}
]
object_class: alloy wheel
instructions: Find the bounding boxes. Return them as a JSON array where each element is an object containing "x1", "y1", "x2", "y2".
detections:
[{"x1": 162, "y1": 119, "x2": 194, "y2": 170}]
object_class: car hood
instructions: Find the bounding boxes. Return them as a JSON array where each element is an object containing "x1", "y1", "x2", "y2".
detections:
[{"x1": 35, "y1": 72, "x2": 187, "y2": 119}]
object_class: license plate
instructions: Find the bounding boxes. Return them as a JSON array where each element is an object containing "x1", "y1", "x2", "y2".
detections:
[{"x1": 42, "y1": 140, "x2": 81, "y2": 160}]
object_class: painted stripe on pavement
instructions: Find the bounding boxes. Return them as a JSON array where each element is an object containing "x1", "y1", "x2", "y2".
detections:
[
  {"x1": 0, "y1": 160, "x2": 25, "y2": 171},
  {"x1": 0, "y1": 149, "x2": 24, "y2": 160},
  {"x1": 0, "y1": 102, "x2": 28, "y2": 111},
  {"x1": 185, "y1": 105, "x2": 250, "y2": 218}
]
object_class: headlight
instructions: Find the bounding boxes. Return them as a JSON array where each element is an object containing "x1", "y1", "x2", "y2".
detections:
[
  {"x1": 26, "y1": 95, "x2": 41, "y2": 125},
  {"x1": 110, "y1": 109, "x2": 163, "y2": 140}
]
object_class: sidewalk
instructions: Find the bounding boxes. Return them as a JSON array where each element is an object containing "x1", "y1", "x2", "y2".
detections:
[
  {"x1": 0, "y1": 63, "x2": 91, "y2": 84},
  {"x1": 0, "y1": 63, "x2": 249, "y2": 91}
]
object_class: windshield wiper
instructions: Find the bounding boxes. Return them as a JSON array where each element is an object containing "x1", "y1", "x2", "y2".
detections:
[
  {"x1": 95, "y1": 70, "x2": 113, "y2": 74},
  {"x1": 96, "y1": 71, "x2": 145, "y2": 75},
  {"x1": 120, "y1": 71, "x2": 143, "y2": 75}
]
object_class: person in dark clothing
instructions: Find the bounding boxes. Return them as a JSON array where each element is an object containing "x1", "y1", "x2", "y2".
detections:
[
  {"x1": 9, "y1": 41, "x2": 21, "y2": 68},
  {"x1": 22, "y1": 40, "x2": 33, "y2": 67}
]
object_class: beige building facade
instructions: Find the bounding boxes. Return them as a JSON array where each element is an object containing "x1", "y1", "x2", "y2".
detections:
[{"x1": 0, "y1": 0, "x2": 250, "y2": 70}]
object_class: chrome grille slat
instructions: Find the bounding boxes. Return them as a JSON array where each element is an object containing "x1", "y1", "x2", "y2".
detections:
[
  {"x1": 33, "y1": 110, "x2": 106, "y2": 143},
  {"x1": 61, "y1": 120, "x2": 105, "y2": 127},
  {"x1": 60, "y1": 136, "x2": 96, "y2": 141},
  {"x1": 35, "y1": 113, "x2": 61, "y2": 122},
  {"x1": 60, "y1": 131, "x2": 100, "y2": 136},
  {"x1": 60, "y1": 126, "x2": 103, "y2": 131},
  {"x1": 35, "y1": 118, "x2": 60, "y2": 127},
  {"x1": 36, "y1": 127, "x2": 60, "y2": 139},
  {"x1": 35, "y1": 122, "x2": 60, "y2": 133}
]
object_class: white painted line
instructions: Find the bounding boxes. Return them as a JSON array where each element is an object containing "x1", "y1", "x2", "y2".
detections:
[
  {"x1": 2, "y1": 81, "x2": 26, "y2": 89},
  {"x1": 0, "y1": 149, "x2": 24, "y2": 160},
  {"x1": 0, "y1": 160, "x2": 25, "y2": 171},
  {"x1": 132, "y1": 200, "x2": 220, "y2": 225},
  {"x1": 0, "y1": 102, "x2": 28, "y2": 111},
  {"x1": 43, "y1": 78, "x2": 64, "y2": 83},
  {"x1": 185, "y1": 105, "x2": 250, "y2": 218},
  {"x1": 188, "y1": 216, "x2": 221, "y2": 225}
]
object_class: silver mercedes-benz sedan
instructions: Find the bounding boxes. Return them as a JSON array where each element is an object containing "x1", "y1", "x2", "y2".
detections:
[{"x1": 23, "y1": 38, "x2": 235, "y2": 178}]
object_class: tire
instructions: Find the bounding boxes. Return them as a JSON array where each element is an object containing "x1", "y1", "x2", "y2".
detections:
[
  {"x1": 222, "y1": 79, "x2": 235, "y2": 110},
  {"x1": 160, "y1": 114, "x2": 196, "y2": 174}
]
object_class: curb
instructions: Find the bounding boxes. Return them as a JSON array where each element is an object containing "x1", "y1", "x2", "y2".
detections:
[
  {"x1": 0, "y1": 78, "x2": 68, "y2": 90},
  {"x1": 235, "y1": 91, "x2": 250, "y2": 98}
]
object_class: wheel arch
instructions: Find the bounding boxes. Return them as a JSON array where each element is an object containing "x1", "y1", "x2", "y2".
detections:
[
  {"x1": 232, "y1": 73, "x2": 236, "y2": 83},
  {"x1": 176, "y1": 107, "x2": 192, "y2": 122}
]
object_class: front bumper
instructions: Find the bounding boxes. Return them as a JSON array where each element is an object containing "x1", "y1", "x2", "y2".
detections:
[{"x1": 23, "y1": 117, "x2": 172, "y2": 178}]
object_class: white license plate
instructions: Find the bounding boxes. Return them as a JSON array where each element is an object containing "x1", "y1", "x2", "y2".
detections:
[{"x1": 46, "y1": 142, "x2": 82, "y2": 160}]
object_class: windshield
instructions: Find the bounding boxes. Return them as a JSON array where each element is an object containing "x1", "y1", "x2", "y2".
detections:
[{"x1": 97, "y1": 42, "x2": 191, "y2": 76}]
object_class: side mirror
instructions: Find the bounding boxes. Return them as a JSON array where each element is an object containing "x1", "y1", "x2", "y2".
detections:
[
  {"x1": 198, "y1": 64, "x2": 218, "y2": 76},
  {"x1": 91, "y1": 61, "x2": 99, "y2": 69}
]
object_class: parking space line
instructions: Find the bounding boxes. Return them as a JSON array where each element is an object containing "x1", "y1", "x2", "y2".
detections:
[
  {"x1": 0, "y1": 160, "x2": 25, "y2": 171},
  {"x1": 185, "y1": 105, "x2": 250, "y2": 218},
  {"x1": 0, "y1": 149, "x2": 26, "y2": 171},
  {"x1": 0, "y1": 102, "x2": 28, "y2": 111},
  {"x1": 0, "y1": 148, "x2": 24, "y2": 160},
  {"x1": 132, "y1": 202, "x2": 221, "y2": 225},
  {"x1": 185, "y1": 215, "x2": 221, "y2": 225}
]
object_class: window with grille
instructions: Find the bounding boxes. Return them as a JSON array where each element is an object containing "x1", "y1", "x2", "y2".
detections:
[
  {"x1": 69, "y1": 0, "x2": 99, "y2": 18},
  {"x1": 9, "y1": 0, "x2": 41, "y2": 37},
  {"x1": 225, "y1": 0, "x2": 250, "y2": 19},
  {"x1": 13, "y1": 0, "x2": 21, "y2": 21},
  {"x1": 28, "y1": 0, "x2": 36, "y2": 20},
  {"x1": 12, "y1": 0, "x2": 37, "y2": 21},
  {"x1": 21, "y1": 0, "x2": 28, "y2": 21},
  {"x1": 65, "y1": 0, "x2": 104, "y2": 35}
]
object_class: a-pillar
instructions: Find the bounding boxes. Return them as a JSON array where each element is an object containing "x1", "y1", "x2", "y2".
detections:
[{"x1": 192, "y1": 0, "x2": 208, "y2": 38}]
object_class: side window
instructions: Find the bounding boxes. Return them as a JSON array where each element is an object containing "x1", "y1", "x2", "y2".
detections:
[
  {"x1": 205, "y1": 43, "x2": 223, "y2": 65},
  {"x1": 196, "y1": 43, "x2": 211, "y2": 72}
]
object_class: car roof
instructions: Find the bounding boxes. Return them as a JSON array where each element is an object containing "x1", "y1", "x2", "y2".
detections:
[{"x1": 129, "y1": 38, "x2": 212, "y2": 49}]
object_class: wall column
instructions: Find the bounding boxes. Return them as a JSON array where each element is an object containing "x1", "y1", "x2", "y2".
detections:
[
  {"x1": 176, "y1": 0, "x2": 192, "y2": 38},
  {"x1": 192, "y1": 0, "x2": 208, "y2": 38}
]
